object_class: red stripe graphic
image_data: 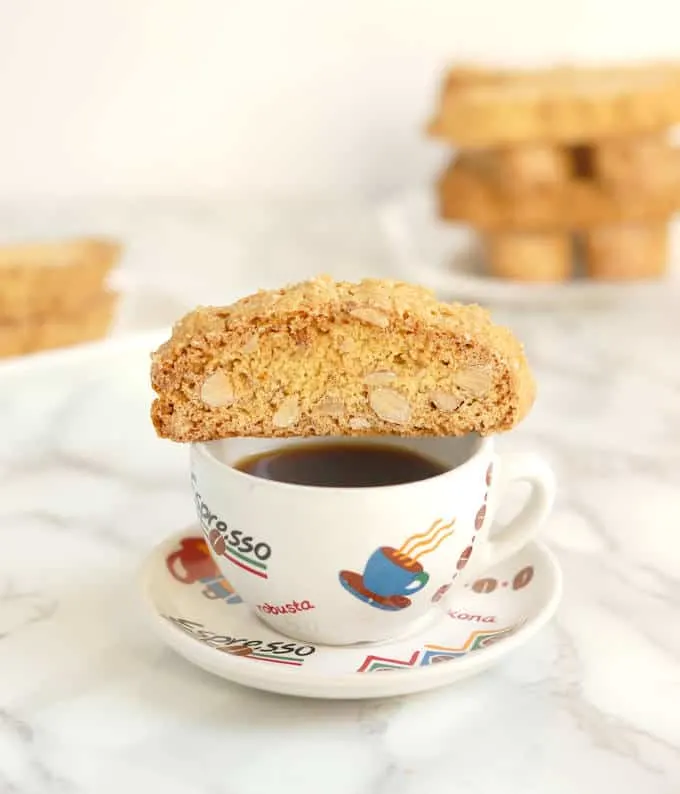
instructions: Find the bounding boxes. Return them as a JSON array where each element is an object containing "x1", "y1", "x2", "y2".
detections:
[
  {"x1": 247, "y1": 656, "x2": 303, "y2": 666},
  {"x1": 223, "y1": 551, "x2": 268, "y2": 579}
]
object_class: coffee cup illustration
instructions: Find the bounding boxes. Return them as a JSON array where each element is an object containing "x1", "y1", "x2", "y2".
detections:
[
  {"x1": 339, "y1": 518, "x2": 455, "y2": 611},
  {"x1": 363, "y1": 547, "x2": 429, "y2": 596},
  {"x1": 166, "y1": 536, "x2": 242, "y2": 605},
  {"x1": 166, "y1": 536, "x2": 218, "y2": 584}
]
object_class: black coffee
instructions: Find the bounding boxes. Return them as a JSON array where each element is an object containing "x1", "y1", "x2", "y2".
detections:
[{"x1": 235, "y1": 443, "x2": 447, "y2": 487}]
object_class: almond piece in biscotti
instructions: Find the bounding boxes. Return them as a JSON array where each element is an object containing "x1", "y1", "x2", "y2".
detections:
[
  {"x1": 429, "y1": 391, "x2": 464, "y2": 412},
  {"x1": 272, "y1": 396, "x2": 300, "y2": 428},
  {"x1": 451, "y1": 367, "x2": 494, "y2": 397},
  {"x1": 241, "y1": 335, "x2": 259, "y2": 354},
  {"x1": 369, "y1": 388, "x2": 412, "y2": 425},
  {"x1": 363, "y1": 370, "x2": 397, "y2": 386},
  {"x1": 313, "y1": 397, "x2": 345, "y2": 417},
  {"x1": 349, "y1": 306, "x2": 390, "y2": 328},
  {"x1": 200, "y1": 371, "x2": 235, "y2": 407}
]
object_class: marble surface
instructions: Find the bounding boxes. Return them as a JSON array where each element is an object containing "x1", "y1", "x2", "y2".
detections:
[{"x1": 0, "y1": 200, "x2": 679, "y2": 793}]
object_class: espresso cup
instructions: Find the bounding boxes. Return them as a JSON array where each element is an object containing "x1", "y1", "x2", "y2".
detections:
[{"x1": 189, "y1": 435, "x2": 555, "y2": 646}]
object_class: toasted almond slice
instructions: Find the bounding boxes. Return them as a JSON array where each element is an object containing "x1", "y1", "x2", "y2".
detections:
[
  {"x1": 429, "y1": 390, "x2": 463, "y2": 412},
  {"x1": 452, "y1": 367, "x2": 493, "y2": 396},
  {"x1": 200, "y1": 370, "x2": 235, "y2": 407},
  {"x1": 338, "y1": 337, "x2": 356, "y2": 353},
  {"x1": 369, "y1": 388, "x2": 411, "y2": 425},
  {"x1": 349, "y1": 306, "x2": 390, "y2": 328},
  {"x1": 273, "y1": 396, "x2": 300, "y2": 428},
  {"x1": 241, "y1": 335, "x2": 259, "y2": 354},
  {"x1": 363, "y1": 370, "x2": 397, "y2": 386},
  {"x1": 314, "y1": 397, "x2": 345, "y2": 417}
]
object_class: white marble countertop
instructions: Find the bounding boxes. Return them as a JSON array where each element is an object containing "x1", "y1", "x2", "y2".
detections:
[{"x1": 0, "y1": 199, "x2": 679, "y2": 793}]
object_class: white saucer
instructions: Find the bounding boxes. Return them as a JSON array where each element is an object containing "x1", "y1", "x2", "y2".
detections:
[
  {"x1": 378, "y1": 190, "x2": 679, "y2": 306},
  {"x1": 140, "y1": 530, "x2": 562, "y2": 699}
]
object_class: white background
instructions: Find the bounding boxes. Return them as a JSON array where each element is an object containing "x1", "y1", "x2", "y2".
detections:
[{"x1": 1, "y1": 0, "x2": 679, "y2": 199}]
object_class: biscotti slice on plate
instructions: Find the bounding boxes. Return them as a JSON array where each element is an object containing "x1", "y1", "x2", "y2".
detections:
[
  {"x1": 0, "y1": 292, "x2": 117, "y2": 358},
  {"x1": 151, "y1": 276, "x2": 535, "y2": 441},
  {"x1": 0, "y1": 237, "x2": 120, "y2": 320},
  {"x1": 429, "y1": 62, "x2": 680, "y2": 147}
]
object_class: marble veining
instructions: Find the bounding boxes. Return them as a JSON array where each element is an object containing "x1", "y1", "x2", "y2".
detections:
[{"x1": 0, "y1": 200, "x2": 679, "y2": 792}]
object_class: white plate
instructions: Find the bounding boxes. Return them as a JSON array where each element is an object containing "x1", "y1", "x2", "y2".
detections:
[
  {"x1": 0, "y1": 327, "x2": 170, "y2": 376},
  {"x1": 379, "y1": 190, "x2": 680, "y2": 306},
  {"x1": 140, "y1": 530, "x2": 562, "y2": 699}
]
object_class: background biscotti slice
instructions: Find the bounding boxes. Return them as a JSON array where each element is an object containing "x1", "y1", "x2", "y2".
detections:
[
  {"x1": 0, "y1": 237, "x2": 120, "y2": 321},
  {"x1": 0, "y1": 292, "x2": 118, "y2": 359},
  {"x1": 582, "y1": 224, "x2": 668, "y2": 280},
  {"x1": 593, "y1": 134, "x2": 679, "y2": 192},
  {"x1": 150, "y1": 277, "x2": 535, "y2": 442},
  {"x1": 438, "y1": 154, "x2": 680, "y2": 230},
  {"x1": 429, "y1": 62, "x2": 680, "y2": 147},
  {"x1": 486, "y1": 232, "x2": 572, "y2": 281},
  {"x1": 496, "y1": 144, "x2": 570, "y2": 193}
]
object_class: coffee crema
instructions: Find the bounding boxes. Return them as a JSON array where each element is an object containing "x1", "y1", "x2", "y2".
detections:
[{"x1": 234, "y1": 443, "x2": 448, "y2": 487}]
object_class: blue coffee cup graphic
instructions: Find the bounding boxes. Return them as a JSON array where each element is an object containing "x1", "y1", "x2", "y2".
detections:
[{"x1": 362, "y1": 546, "x2": 430, "y2": 598}]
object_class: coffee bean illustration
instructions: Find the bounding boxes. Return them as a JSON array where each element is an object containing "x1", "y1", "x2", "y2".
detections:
[
  {"x1": 512, "y1": 566, "x2": 534, "y2": 590},
  {"x1": 472, "y1": 577, "x2": 497, "y2": 594},
  {"x1": 209, "y1": 528, "x2": 226, "y2": 555},
  {"x1": 220, "y1": 644, "x2": 253, "y2": 657},
  {"x1": 431, "y1": 583, "x2": 452, "y2": 603},
  {"x1": 475, "y1": 504, "x2": 486, "y2": 530},
  {"x1": 457, "y1": 545, "x2": 473, "y2": 570}
]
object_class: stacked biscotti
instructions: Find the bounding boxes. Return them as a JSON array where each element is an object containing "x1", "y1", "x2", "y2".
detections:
[
  {"x1": 429, "y1": 63, "x2": 680, "y2": 281},
  {"x1": 0, "y1": 238, "x2": 120, "y2": 358}
]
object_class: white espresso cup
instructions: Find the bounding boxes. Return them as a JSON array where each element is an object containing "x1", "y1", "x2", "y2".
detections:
[{"x1": 190, "y1": 436, "x2": 555, "y2": 646}]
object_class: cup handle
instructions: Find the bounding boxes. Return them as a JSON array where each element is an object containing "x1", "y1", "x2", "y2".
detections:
[
  {"x1": 166, "y1": 551, "x2": 193, "y2": 583},
  {"x1": 405, "y1": 572, "x2": 430, "y2": 594},
  {"x1": 470, "y1": 453, "x2": 556, "y2": 575}
]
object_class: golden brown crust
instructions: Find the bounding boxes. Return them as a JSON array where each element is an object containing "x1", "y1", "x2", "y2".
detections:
[
  {"x1": 496, "y1": 144, "x2": 570, "y2": 192},
  {"x1": 150, "y1": 276, "x2": 535, "y2": 442},
  {"x1": 485, "y1": 232, "x2": 572, "y2": 281},
  {"x1": 438, "y1": 153, "x2": 680, "y2": 230},
  {"x1": 592, "y1": 134, "x2": 680, "y2": 192},
  {"x1": 428, "y1": 62, "x2": 680, "y2": 147},
  {"x1": 0, "y1": 292, "x2": 117, "y2": 358},
  {"x1": 0, "y1": 238, "x2": 121, "y2": 321},
  {"x1": 582, "y1": 224, "x2": 668, "y2": 280}
]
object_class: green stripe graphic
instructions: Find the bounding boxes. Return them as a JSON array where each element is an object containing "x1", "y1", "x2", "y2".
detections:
[{"x1": 225, "y1": 546, "x2": 267, "y2": 570}]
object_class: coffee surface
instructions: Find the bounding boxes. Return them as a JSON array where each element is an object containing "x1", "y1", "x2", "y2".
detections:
[{"x1": 235, "y1": 443, "x2": 447, "y2": 487}]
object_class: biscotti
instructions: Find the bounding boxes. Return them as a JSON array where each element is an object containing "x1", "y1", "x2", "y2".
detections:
[
  {"x1": 150, "y1": 276, "x2": 535, "y2": 442},
  {"x1": 429, "y1": 63, "x2": 680, "y2": 147},
  {"x1": 0, "y1": 292, "x2": 117, "y2": 358},
  {"x1": 486, "y1": 232, "x2": 572, "y2": 281},
  {"x1": 0, "y1": 238, "x2": 120, "y2": 320},
  {"x1": 496, "y1": 144, "x2": 570, "y2": 192},
  {"x1": 593, "y1": 134, "x2": 679, "y2": 192},
  {"x1": 0, "y1": 238, "x2": 120, "y2": 358},
  {"x1": 582, "y1": 224, "x2": 668, "y2": 280},
  {"x1": 438, "y1": 153, "x2": 680, "y2": 230}
]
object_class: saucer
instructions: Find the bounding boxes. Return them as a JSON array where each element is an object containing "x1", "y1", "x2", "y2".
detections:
[{"x1": 140, "y1": 530, "x2": 562, "y2": 699}]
